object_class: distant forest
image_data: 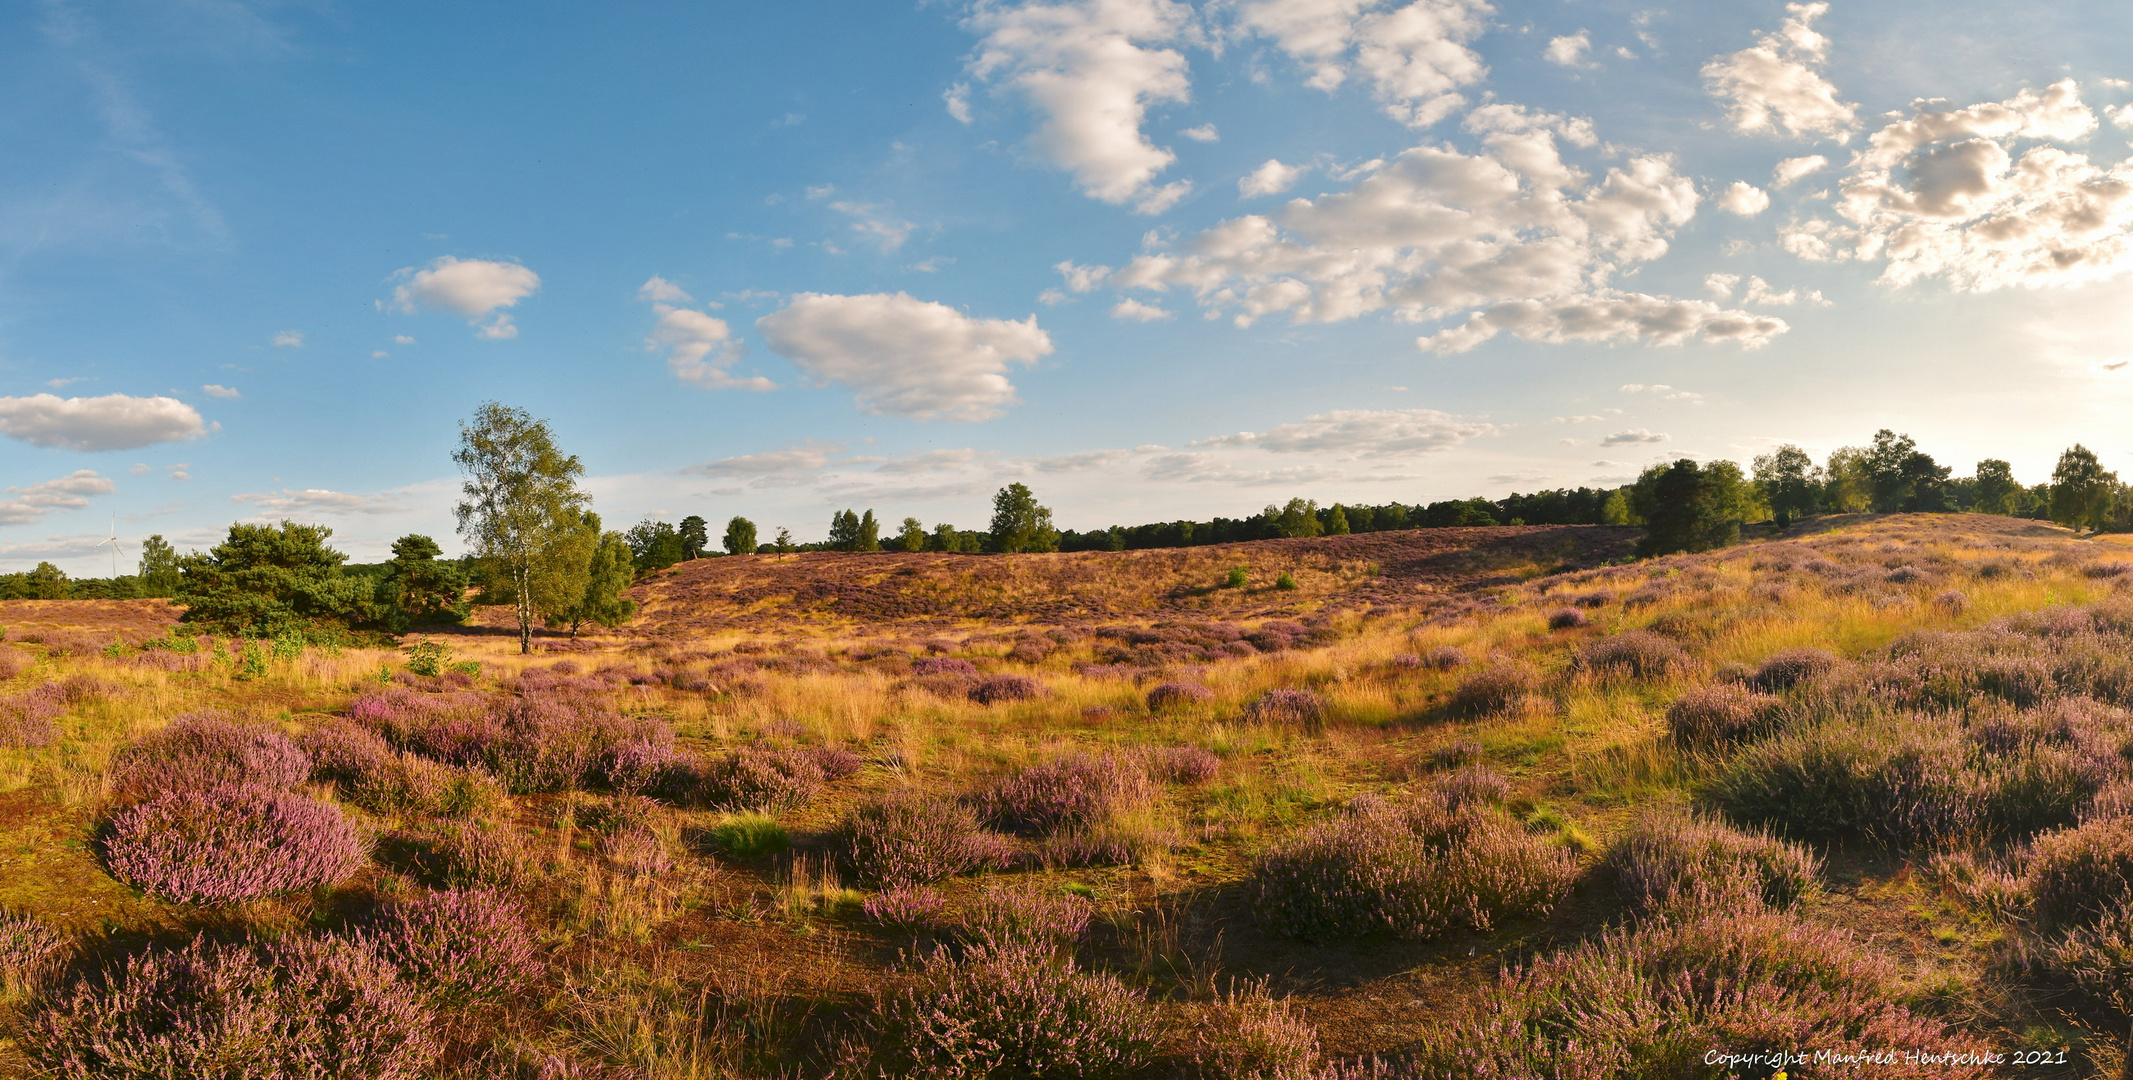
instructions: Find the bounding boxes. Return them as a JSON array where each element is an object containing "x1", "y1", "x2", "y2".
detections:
[{"x1": 4, "y1": 428, "x2": 2122, "y2": 603}]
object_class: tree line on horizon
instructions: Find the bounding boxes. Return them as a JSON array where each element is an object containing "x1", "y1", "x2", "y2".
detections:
[{"x1": 5, "y1": 415, "x2": 2126, "y2": 625}]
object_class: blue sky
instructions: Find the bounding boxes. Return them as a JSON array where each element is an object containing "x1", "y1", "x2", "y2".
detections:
[{"x1": 7, "y1": 0, "x2": 2133, "y2": 572}]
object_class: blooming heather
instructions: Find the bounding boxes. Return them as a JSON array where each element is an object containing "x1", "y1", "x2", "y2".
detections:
[{"x1": 101, "y1": 787, "x2": 365, "y2": 904}]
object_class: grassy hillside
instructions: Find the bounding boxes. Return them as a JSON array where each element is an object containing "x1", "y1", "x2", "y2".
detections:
[{"x1": 3, "y1": 514, "x2": 2133, "y2": 1076}]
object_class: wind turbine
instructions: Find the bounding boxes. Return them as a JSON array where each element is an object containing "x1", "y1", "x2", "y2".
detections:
[{"x1": 94, "y1": 515, "x2": 126, "y2": 577}]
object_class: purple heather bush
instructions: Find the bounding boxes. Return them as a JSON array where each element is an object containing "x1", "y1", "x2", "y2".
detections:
[
  {"x1": 2027, "y1": 816, "x2": 2133, "y2": 930},
  {"x1": 1545, "y1": 608, "x2": 1588, "y2": 631},
  {"x1": 970, "y1": 674, "x2": 1044, "y2": 705},
  {"x1": 972, "y1": 753, "x2": 1154, "y2": 838},
  {"x1": 1243, "y1": 688, "x2": 1326, "y2": 727},
  {"x1": 1431, "y1": 765, "x2": 1511, "y2": 811},
  {"x1": 872, "y1": 943, "x2": 1154, "y2": 1080},
  {"x1": 1142, "y1": 745, "x2": 1220, "y2": 785},
  {"x1": 1390, "y1": 653, "x2": 1423, "y2": 670},
  {"x1": 1422, "y1": 645, "x2": 1464, "y2": 670},
  {"x1": 1664, "y1": 684, "x2": 1784, "y2": 747},
  {"x1": 24, "y1": 934, "x2": 438, "y2": 1080},
  {"x1": 1186, "y1": 980, "x2": 1325, "y2": 1080},
  {"x1": 1577, "y1": 630, "x2": 1689, "y2": 680},
  {"x1": 1396, "y1": 912, "x2": 1995, "y2": 1080},
  {"x1": 911, "y1": 657, "x2": 979, "y2": 677},
  {"x1": 692, "y1": 746, "x2": 826, "y2": 813},
  {"x1": 423, "y1": 821, "x2": 535, "y2": 890},
  {"x1": 1425, "y1": 739, "x2": 1484, "y2": 772},
  {"x1": 1447, "y1": 662, "x2": 1537, "y2": 717},
  {"x1": 1145, "y1": 680, "x2": 1216, "y2": 712},
  {"x1": 810, "y1": 744, "x2": 864, "y2": 781},
  {"x1": 367, "y1": 888, "x2": 540, "y2": 1005},
  {"x1": 106, "y1": 713, "x2": 310, "y2": 803},
  {"x1": 101, "y1": 787, "x2": 365, "y2": 904},
  {"x1": 1252, "y1": 796, "x2": 1575, "y2": 942},
  {"x1": 861, "y1": 886, "x2": 948, "y2": 929},
  {"x1": 0, "y1": 682, "x2": 64, "y2": 749},
  {"x1": 300, "y1": 721, "x2": 395, "y2": 789},
  {"x1": 962, "y1": 884, "x2": 1096, "y2": 952},
  {"x1": 1602, "y1": 808, "x2": 1820, "y2": 920},
  {"x1": 595, "y1": 732, "x2": 687, "y2": 796},
  {"x1": 0, "y1": 909, "x2": 69, "y2": 1001},
  {"x1": 834, "y1": 791, "x2": 1007, "y2": 889}
]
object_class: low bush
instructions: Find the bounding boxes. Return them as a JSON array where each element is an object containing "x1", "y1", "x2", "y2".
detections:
[
  {"x1": 2027, "y1": 816, "x2": 2133, "y2": 930},
  {"x1": 106, "y1": 713, "x2": 310, "y2": 803},
  {"x1": 912, "y1": 657, "x2": 978, "y2": 677},
  {"x1": 2048, "y1": 897, "x2": 2133, "y2": 1011},
  {"x1": 962, "y1": 885, "x2": 1096, "y2": 952},
  {"x1": 1185, "y1": 980, "x2": 1324, "y2": 1080},
  {"x1": 1242, "y1": 688, "x2": 1326, "y2": 727},
  {"x1": 1545, "y1": 608, "x2": 1587, "y2": 630},
  {"x1": 596, "y1": 735, "x2": 689, "y2": 797},
  {"x1": 0, "y1": 910, "x2": 68, "y2": 1002},
  {"x1": 1143, "y1": 745, "x2": 1220, "y2": 785},
  {"x1": 972, "y1": 754, "x2": 1153, "y2": 838},
  {"x1": 101, "y1": 787, "x2": 366, "y2": 904},
  {"x1": 1578, "y1": 631, "x2": 1689, "y2": 680},
  {"x1": 1447, "y1": 663, "x2": 1537, "y2": 717},
  {"x1": 1146, "y1": 681, "x2": 1216, "y2": 712},
  {"x1": 862, "y1": 886, "x2": 947, "y2": 929},
  {"x1": 692, "y1": 747, "x2": 826, "y2": 813},
  {"x1": 424, "y1": 821, "x2": 535, "y2": 889},
  {"x1": 0, "y1": 683, "x2": 63, "y2": 749},
  {"x1": 367, "y1": 888, "x2": 540, "y2": 1005},
  {"x1": 872, "y1": 944, "x2": 1154, "y2": 1080},
  {"x1": 354, "y1": 753, "x2": 509, "y2": 818},
  {"x1": 598, "y1": 827, "x2": 673, "y2": 878},
  {"x1": 1665, "y1": 684, "x2": 1783, "y2": 747},
  {"x1": 1601, "y1": 808, "x2": 1820, "y2": 920},
  {"x1": 23, "y1": 934, "x2": 438, "y2": 1079},
  {"x1": 1251, "y1": 797, "x2": 1575, "y2": 942},
  {"x1": 970, "y1": 674, "x2": 1044, "y2": 705},
  {"x1": 1395, "y1": 912, "x2": 1993, "y2": 1079},
  {"x1": 1422, "y1": 646, "x2": 1463, "y2": 670},
  {"x1": 300, "y1": 722, "x2": 395, "y2": 789},
  {"x1": 834, "y1": 792, "x2": 1007, "y2": 889},
  {"x1": 1432, "y1": 765, "x2": 1510, "y2": 810},
  {"x1": 1750, "y1": 646, "x2": 1841, "y2": 691}
]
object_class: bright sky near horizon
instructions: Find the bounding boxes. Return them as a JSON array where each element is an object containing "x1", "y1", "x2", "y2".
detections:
[{"x1": 7, "y1": 0, "x2": 2133, "y2": 572}]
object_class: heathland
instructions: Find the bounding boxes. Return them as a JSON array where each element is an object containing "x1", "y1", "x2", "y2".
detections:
[{"x1": 7, "y1": 513, "x2": 2133, "y2": 1076}]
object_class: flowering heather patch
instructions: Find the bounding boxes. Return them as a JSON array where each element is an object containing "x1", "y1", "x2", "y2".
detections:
[
  {"x1": 834, "y1": 791, "x2": 1005, "y2": 889},
  {"x1": 1447, "y1": 662, "x2": 1536, "y2": 717},
  {"x1": 0, "y1": 909, "x2": 68, "y2": 1001},
  {"x1": 862, "y1": 886, "x2": 947, "y2": 929},
  {"x1": 1432, "y1": 765, "x2": 1511, "y2": 811},
  {"x1": 301, "y1": 721, "x2": 395, "y2": 789},
  {"x1": 1397, "y1": 912, "x2": 1994, "y2": 1080},
  {"x1": 872, "y1": 943, "x2": 1154, "y2": 1080},
  {"x1": 970, "y1": 674, "x2": 1044, "y2": 705},
  {"x1": 427, "y1": 821, "x2": 535, "y2": 889},
  {"x1": 484, "y1": 695, "x2": 659, "y2": 794},
  {"x1": 573, "y1": 793, "x2": 661, "y2": 837},
  {"x1": 810, "y1": 744, "x2": 864, "y2": 781},
  {"x1": 367, "y1": 888, "x2": 540, "y2": 1005},
  {"x1": 1252, "y1": 797, "x2": 1575, "y2": 942},
  {"x1": 1545, "y1": 608, "x2": 1587, "y2": 630},
  {"x1": 596, "y1": 734, "x2": 688, "y2": 796},
  {"x1": 106, "y1": 713, "x2": 311, "y2": 803},
  {"x1": 972, "y1": 753, "x2": 1154, "y2": 837},
  {"x1": 0, "y1": 646, "x2": 30, "y2": 680},
  {"x1": 2047, "y1": 897, "x2": 2133, "y2": 1010},
  {"x1": 101, "y1": 787, "x2": 365, "y2": 904},
  {"x1": 1425, "y1": 739, "x2": 1483, "y2": 771},
  {"x1": 1422, "y1": 645, "x2": 1463, "y2": 669},
  {"x1": 23, "y1": 934, "x2": 438, "y2": 1080},
  {"x1": 1243, "y1": 688, "x2": 1326, "y2": 727},
  {"x1": 1665, "y1": 684, "x2": 1783, "y2": 747},
  {"x1": 1186, "y1": 980, "x2": 1324, "y2": 1080},
  {"x1": 0, "y1": 681, "x2": 63, "y2": 748},
  {"x1": 1390, "y1": 653, "x2": 1422, "y2": 670},
  {"x1": 1602, "y1": 808, "x2": 1820, "y2": 920},
  {"x1": 354, "y1": 753, "x2": 509, "y2": 818},
  {"x1": 1577, "y1": 630, "x2": 1689, "y2": 679},
  {"x1": 1142, "y1": 744, "x2": 1220, "y2": 785},
  {"x1": 693, "y1": 746, "x2": 826, "y2": 813},
  {"x1": 1145, "y1": 680, "x2": 1215, "y2": 712},
  {"x1": 963, "y1": 884, "x2": 1096, "y2": 952},
  {"x1": 911, "y1": 656, "x2": 978, "y2": 677},
  {"x1": 2027, "y1": 816, "x2": 2133, "y2": 930}
]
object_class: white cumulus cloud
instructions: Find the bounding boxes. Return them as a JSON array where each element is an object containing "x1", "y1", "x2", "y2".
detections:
[
  {"x1": 0, "y1": 394, "x2": 207, "y2": 451},
  {"x1": 1239, "y1": 158, "x2": 1309, "y2": 197},
  {"x1": 201, "y1": 384, "x2": 241, "y2": 399},
  {"x1": 641, "y1": 279, "x2": 775, "y2": 392},
  {"x1": 1179, "y1": 123, "x2": 1219, "y2": 142},
  {"x1": 0, "y1": 470, "x2": 116, "y2": 526},
  {"x1": 1545, "y1": 31, "x2": 1592, "y2": 68},
  {"x1": 391, "y1": 256, "x2": 540, "y2": 339},
  {"x1": 1717, "y1": 181, "x2": 1771, "y2": 215},
  {"x1": 757, "y1": 292, "x2": 1054, "y2": 422},
  {"x1": 1780, "y1": 79, "x2": 2133, "y2": 291},
  {"x1": 1702, "y1": 1, "x2": 1856, "y2": 140},
  {"x1": 1195, "y1": 408, "x2": 1496, "y2": 455},
  {"x1": 1231, "y1": 0, "x2": 1493, "y2": 128},
  {"x1": 966, "y1": 0, "x2": 1197, "y2": 213},
  {"x1": 1773, "y1": 154, "x2": 1829, "y2": 187},
  {"x1": 1111, "y1": 297, "x2": 1173, "y2": 321},
  {"x1": 1108, "y1": 103, "x2": 1770, "y2": 356}
]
